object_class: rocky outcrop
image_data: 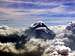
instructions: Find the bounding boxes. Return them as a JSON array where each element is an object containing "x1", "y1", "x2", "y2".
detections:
[{"x1": 22, "y1": 21, "x2": 56, "y2": 40}]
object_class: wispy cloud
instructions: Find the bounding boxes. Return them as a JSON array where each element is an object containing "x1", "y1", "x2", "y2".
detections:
[
  {"x1": 0, "y1": 5, "x2": 75, "y2": 17},
  {"x1": 0, "y1": 0, "x2": 75, "y2": 27},
  {"x1": 1, "y1": 0, "x2": 75, "y2": 3},
  {"x1": 0, "y1": 1, "x2": 59, "y2": 9}
]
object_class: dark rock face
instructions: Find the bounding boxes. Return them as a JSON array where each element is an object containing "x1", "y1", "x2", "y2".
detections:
[{"x1": 23, "y1": 21, "x2": 56, "y2": 40}]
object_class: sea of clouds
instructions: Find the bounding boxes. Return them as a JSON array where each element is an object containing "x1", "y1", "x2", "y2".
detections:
[{"x1": 0, "y1": 24, "x2": 75, "y2": 56}]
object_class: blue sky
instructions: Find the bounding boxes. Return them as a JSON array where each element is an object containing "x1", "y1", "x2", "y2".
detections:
[{"x1": 0, "y1": 0, "x2": 75, "y2": 27}]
